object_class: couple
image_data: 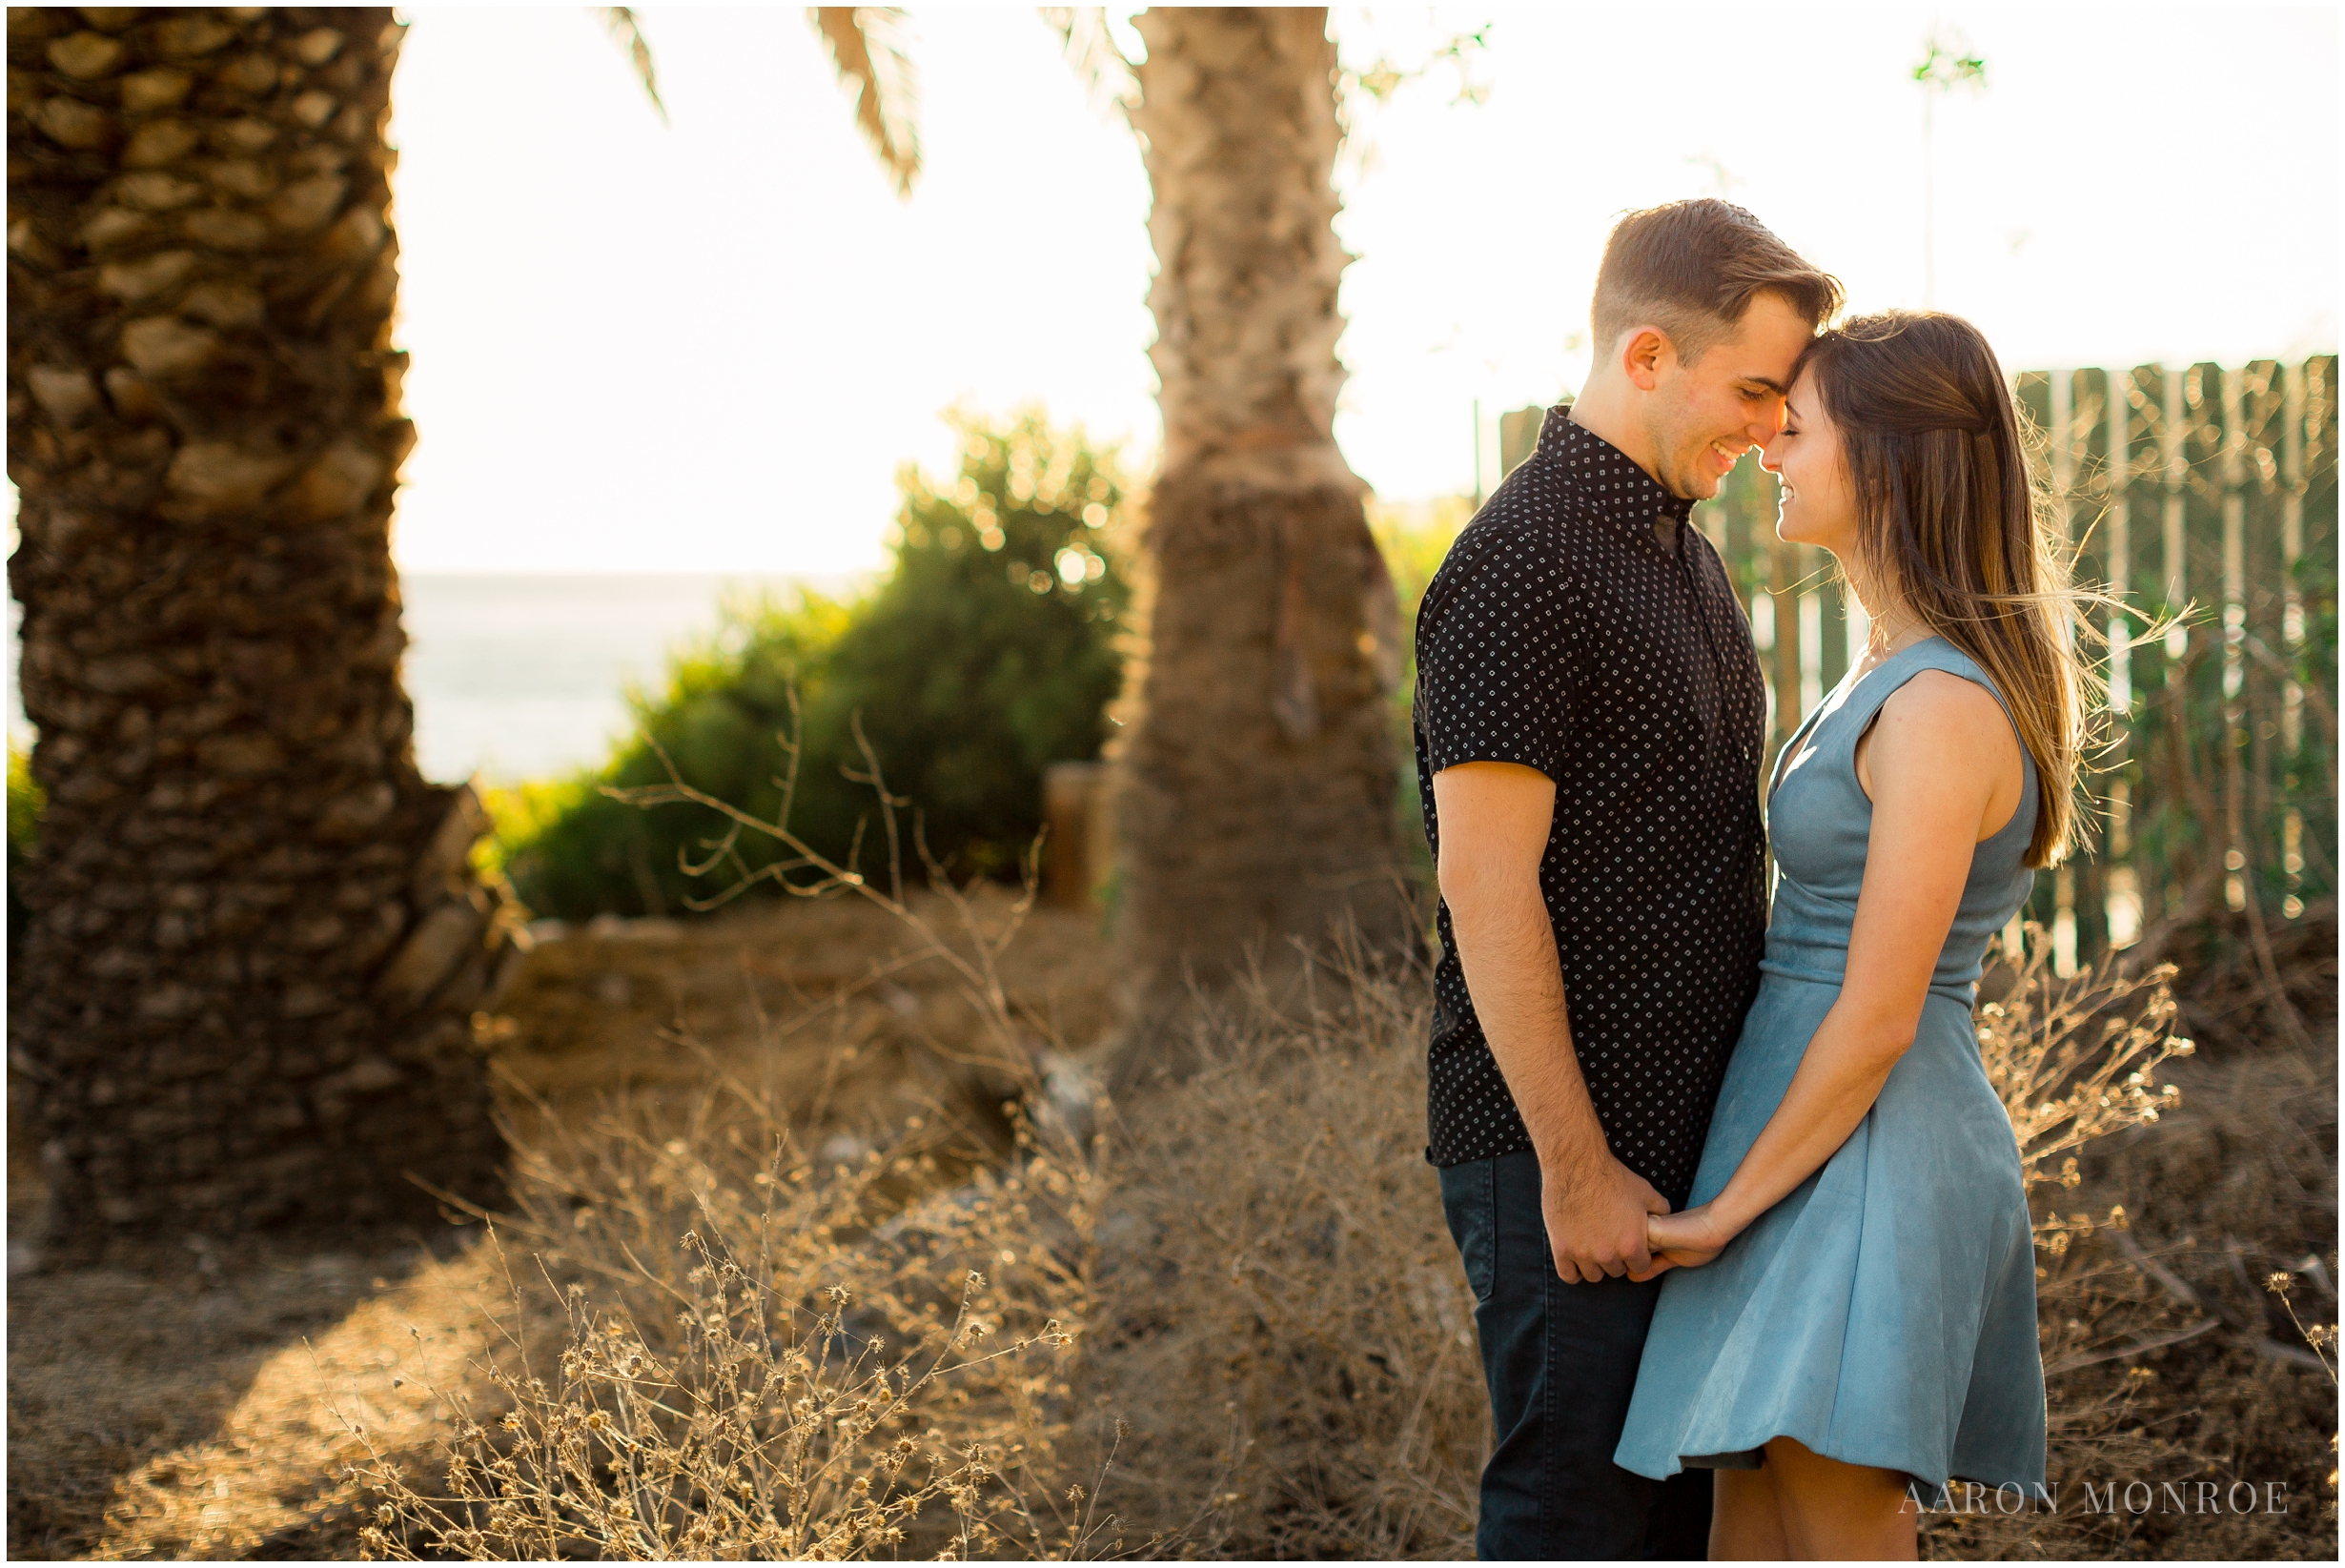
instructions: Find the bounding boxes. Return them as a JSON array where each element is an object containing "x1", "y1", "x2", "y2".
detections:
[{"x1": 1415, "y1": 198, "x2": 2070, "y2": 1560}]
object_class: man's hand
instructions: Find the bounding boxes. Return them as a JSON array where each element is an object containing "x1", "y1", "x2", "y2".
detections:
[
  {"x1": 1435, "y1": 762, "x2": 1667, "y2": 1285},
  {"x1": 1540, "y1": 1148, "x2": 1670, "y2": 1283}
]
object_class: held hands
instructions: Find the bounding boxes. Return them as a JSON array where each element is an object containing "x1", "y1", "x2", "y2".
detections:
[
  {"x1": 1540, "y1": 1151, "x2": 1670, "y2": 1284},
  {"x1": 1630, "y1": 1203, "x2": 1736, "y2": 1281}
]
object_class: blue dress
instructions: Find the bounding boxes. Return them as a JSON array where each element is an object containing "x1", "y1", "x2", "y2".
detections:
[{"x1": 1613, "y1": 636, "x2": 2048, "y2": 1493}]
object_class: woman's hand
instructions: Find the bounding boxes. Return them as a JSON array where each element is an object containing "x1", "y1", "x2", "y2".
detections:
[{"x1": 1629, "y1": 1204, "x2": 1736, "y2": 1279}]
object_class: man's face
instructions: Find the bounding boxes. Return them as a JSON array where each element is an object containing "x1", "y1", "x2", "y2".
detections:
[{"x1": 1641, "y1": 293, "x2": 1815, "y2": 501}]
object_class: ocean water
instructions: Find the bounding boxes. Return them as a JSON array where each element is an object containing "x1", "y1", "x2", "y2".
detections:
[
  {"x1": 8, "y1": 572, "x2": 856, "y2": 786},
  {"x1": 396, "y1": 572, "x2": 863, "y2": 784}
]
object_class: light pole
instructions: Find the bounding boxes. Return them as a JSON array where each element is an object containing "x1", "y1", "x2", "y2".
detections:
[{"x1": 1912, "y1": 32, "x2": 1987, "y2": 310}]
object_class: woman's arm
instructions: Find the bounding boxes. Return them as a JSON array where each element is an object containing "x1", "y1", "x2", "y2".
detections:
[{"x1": 1633, "y1": 670, "x2": 2023, "y2": 1278}]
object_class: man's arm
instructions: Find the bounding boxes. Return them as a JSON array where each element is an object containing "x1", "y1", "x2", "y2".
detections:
[{"x1": 1433, "y1": 761, "x2": 1668, "y2": 1283}]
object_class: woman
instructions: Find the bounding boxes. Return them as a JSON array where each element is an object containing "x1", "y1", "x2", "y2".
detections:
[{"x1": 1613, "y1": 310, "x2": 2089, "y2": 1558}]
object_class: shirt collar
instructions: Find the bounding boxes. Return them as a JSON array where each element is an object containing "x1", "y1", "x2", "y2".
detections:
[{"x1": 1535, "y1": 407, "x2": 1697, "y2": 544}]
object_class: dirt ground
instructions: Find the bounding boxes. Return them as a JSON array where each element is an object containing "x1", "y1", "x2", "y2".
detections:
[
  {"x1": 6, "y1": 885, "x2": 1118, "y2": 1560},
  {"x1": 491, "y1": 884, "x2": 1121, "y2": 1136},
  {"x1": 6, "y1": 893, "x2": 2335, "y2": 1560}
]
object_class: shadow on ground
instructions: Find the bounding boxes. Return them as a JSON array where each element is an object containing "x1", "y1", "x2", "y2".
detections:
[
  {"x1": 6, "y1": 1230, "x2": 500, "y2": 1559},
  {"x1": 7, "y1": 886, "x2": 1116, "y2": 1560}
]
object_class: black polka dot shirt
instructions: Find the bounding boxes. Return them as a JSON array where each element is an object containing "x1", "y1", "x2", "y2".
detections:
[{"x1": 1412, "y1": 410, "x2": 1769, "y2": 1206}]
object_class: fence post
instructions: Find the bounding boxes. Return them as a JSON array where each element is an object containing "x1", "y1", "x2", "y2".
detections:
[
  {"x1": 2071, "y1": 369, "x2": 2120, "y2": 959},
  {"x1": 2158, "y1": 365, "x2": 2202, "y2": 922},
  {"x1": 1818, "y1": 571, "x2": 1849, "y2": 695},
  {"x1": 2049, "y1": 370, "x2": 2081, "y2": 971},
  {"x1": 2280, "y1": 360, "x2": 2306, "y2": 917},
  {"x1": 1498, "y1": 407, "x2": 1546, "y2": 480},
  {"x1": 2164, "y1": 367, "x2": 2191, "y2": 668},
  {"x1": 2102, "y1": 368, "x2": 2141, "y2": 947},
  {"x1": 2218, "y1": 365, "x2": 2249, "y2": 913},
  {"x1": 1768, "y1": 531, "x2": 1801, "y2": 765},
  {"x1": 1797, "y1": 549, "x2": 1824, "y2": 718}
]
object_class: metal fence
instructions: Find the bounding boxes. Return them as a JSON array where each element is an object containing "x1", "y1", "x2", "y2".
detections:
[{"x1": 1665, "y1": 356, "x2": 2339, "y2": 970}]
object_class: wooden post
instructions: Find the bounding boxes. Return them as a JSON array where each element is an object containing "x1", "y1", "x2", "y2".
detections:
[
  {"x1": 2310, "y1": 357, "x2": 2339, "y2": 922},
  {"x1": 2103, "y1": 368, "x2": 2139, "y2": 947},
  {"x1": 1769, "y1": 532, "x2": 1801, "y2": 765},
  {"x1": 1818, "y1": 571, "x2": 1849, "y2": 695},
  {"x1": 2220, "y1": 366, "x2": 2248, "y2": 913},
  {"x1": 1498, "y1": 407, "x2": 1546, "y2": 480},
  {"x1": 2067, "y1": 369, "x2": 2117, "y2": 958},
  {"x1": 2050, "y1": 367, "x2": 2076, "y2": 521},
  {"x1": 1797, "y1": 560, "x2": 1823, "y2": 719},
  {"x1": 1042, "y1": 761, "x2": 1110, "y2": 910},
  {"x1": 2155, "y1": 365, "x2": 2193, "y2": 923},
  {"x1": 2048, "y1": 371, "x2": 2080, "y2": 971},
  {"x1": 2243, "y1": 363, "x2": 2289, "y2": 922},
  {"x1": 2128, "y1": 365, "x2": 2172, "y2": 925},
  {"x1": 2164, "y1": 366, "x2": 2190, "y2": 666},
  {"x1": 1696, "y1": 498, "x2": 1726, "y2": 557},
  {"x1": 2280, "y1": 360, "x2": 2306, "y2": 917}
]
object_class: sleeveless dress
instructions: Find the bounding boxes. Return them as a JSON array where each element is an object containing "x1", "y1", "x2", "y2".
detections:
[{"x1": 1613, "y1": 636, "x2": 2049, "y2": 1493}]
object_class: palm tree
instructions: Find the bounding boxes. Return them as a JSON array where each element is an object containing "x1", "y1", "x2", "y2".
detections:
[
  {"x1": 642, "y1": 6, "x2": 1415, "y2": 1021},
  {"x1": 4, "y1": 5, "x2": 918, "y2": 1240},
  {"x1": 1063, "y1": 8, "x2": 1416, "y2": 1016}
]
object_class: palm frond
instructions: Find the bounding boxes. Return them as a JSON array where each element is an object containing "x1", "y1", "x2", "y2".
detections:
[
  {"x1": 809, "y1": 7, "x2": 922, "y2": 198},
  {"x1": 1040, "y1": 6, "x2": 1135, "y2": 120},
  {"x1": 598, "y1": 6, "x2": 669, "y2": 126}
]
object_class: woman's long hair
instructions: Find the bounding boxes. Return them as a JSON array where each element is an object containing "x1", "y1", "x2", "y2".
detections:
[{"x1": 1796, "y1": 310, "x2": 2096, "y2": 868}]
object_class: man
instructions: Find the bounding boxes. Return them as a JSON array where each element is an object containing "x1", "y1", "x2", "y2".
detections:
[{"x1": 1412, "y1": 199, "x2": 1842, "y2": 1560}]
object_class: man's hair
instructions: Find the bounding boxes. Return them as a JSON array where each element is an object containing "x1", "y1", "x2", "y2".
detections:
[{"x1": 1591, "y1": 199, "x2": 1843, "y2": 366}]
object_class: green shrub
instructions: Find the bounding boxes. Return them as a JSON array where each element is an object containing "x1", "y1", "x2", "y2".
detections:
[
  {"x1": 497, "y1": 410, "x2": 1132, "y2": 920},
  {"x1": 817, "y1": 412, "x2": 1130, "y2": 880},
  {"x1": 1370, "y1": 495, "x2": 1473, "y2": 902},
  {"x1": 487, "y1": 588, "x2": 852, "y2": 920}
]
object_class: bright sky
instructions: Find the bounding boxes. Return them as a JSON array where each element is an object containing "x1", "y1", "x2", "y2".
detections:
[{"x1": 382, "y1": 5, "x2": 2335, "y2": 574}]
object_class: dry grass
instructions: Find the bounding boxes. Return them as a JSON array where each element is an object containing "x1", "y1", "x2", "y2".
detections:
[
  {"x1": 357, "y1": 909, "x2": 2330, "y2": 1562},
  {"x1": 1086, "y1": 928, "x2": 2336, "y2": 1562},
  {"x1": 1087, "y1": 939, "x2": 1487, "y2": 1558},
  {"x1": 1924, "y1": 1026, "x2": 2338, "y2": 1560},
  {"x1": 350, "y1": 1110, "x2": 1118, "y2": 1559},
  {"x1": 349, "y1": 786, "x2": 1155, "y2": 1561},
  {"x1": 11, "y1": 889, "x2": 2335, "y2": 1560}
]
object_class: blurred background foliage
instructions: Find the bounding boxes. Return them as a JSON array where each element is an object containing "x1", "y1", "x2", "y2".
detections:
[
  {"x1": 2, "y1": 414, "x2": 1478, "y2": 931},
  {"x1": 1370, "y1": 494, "x2": 1474, "y2": 895},
  {"x1": 487, "y1": 410, "x2": 1137, "y2": 919}
]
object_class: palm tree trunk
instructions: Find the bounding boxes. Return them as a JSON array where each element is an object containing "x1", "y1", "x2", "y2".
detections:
[
  {"x1": 1116, "y1": 7, "x2": 1411, "y2": 1014},
  {"x1": 7, "y1": 6, "x2": 512, "y2": 1238}
]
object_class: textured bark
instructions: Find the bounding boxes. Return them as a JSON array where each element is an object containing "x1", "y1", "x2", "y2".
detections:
[
  {"x1": 7, "y1": 6, "x2": 513, "y2": 1237},
  {"x1": 1116, "y1": 8, "x2": 1411, "y2": 1012}
]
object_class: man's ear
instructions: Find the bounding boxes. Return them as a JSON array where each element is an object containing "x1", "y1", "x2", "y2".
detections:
[{"x1": 1621, "y1": 326, "x2": 1673, "y2": 393}]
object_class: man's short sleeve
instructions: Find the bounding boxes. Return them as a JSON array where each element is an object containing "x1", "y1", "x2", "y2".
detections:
[{"x1": 1413, "y1": 522, "x2": 1572, "y2": 781}]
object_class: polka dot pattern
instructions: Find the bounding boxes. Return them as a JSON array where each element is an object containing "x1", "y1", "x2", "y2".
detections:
[{"x1": 1412, "y1": 410, "x2": 1770, "y2": 1205}]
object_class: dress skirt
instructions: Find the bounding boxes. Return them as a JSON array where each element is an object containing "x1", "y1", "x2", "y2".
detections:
[{"x1": 1612, "y1": 967, "x2": 2048, "y2": 1493}]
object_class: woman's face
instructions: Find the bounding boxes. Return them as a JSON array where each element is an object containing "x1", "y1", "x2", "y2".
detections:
[{"x1": 1760, "y1": 373, "x2": 1860, "y2": 560}]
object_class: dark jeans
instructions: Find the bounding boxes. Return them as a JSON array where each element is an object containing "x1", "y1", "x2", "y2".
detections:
[{"x1": 1439, "y1": 1150, "x2": 1712, "y2": 1561}]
